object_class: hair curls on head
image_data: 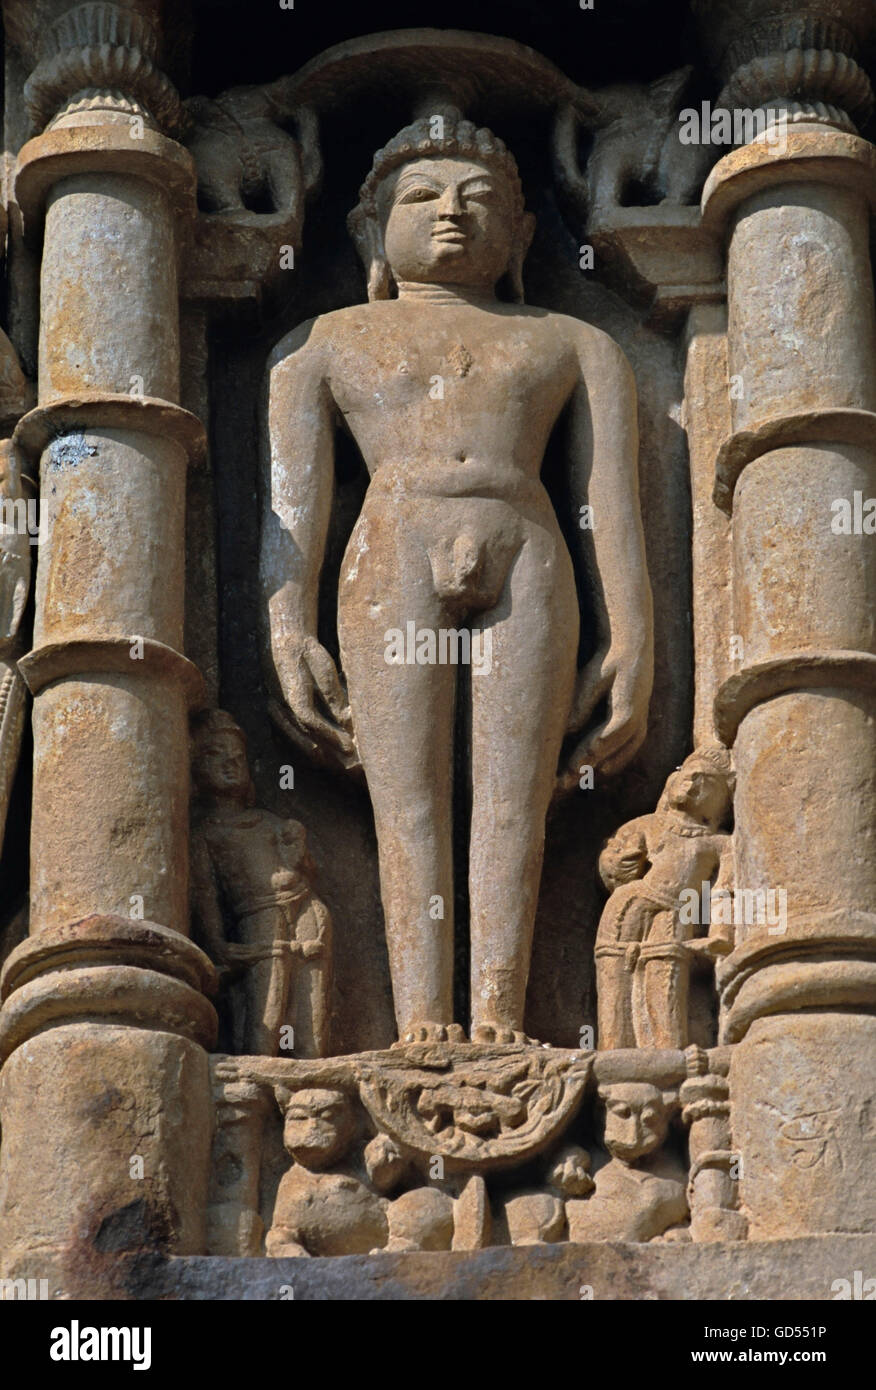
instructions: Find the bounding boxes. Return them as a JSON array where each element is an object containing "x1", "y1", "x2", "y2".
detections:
[
  {"x1": 351, "y1": 118, "x2": 525, "y2": 223},
  {"x1": 681, "y1": 743, "x2": 734, "y2": 793}
]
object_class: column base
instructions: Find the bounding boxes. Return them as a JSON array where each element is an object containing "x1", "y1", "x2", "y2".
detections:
[
  {"x1": 0, "y1": 1023, "x2": 213, "y2": 1297},
  {"x1": 731, "y1": 1013, "x2": 876, "y2": 1239}
]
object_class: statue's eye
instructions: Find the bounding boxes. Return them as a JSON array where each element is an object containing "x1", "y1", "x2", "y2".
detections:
[{"x1": 399, "y1": 186, "x2": 438, "y2": 204}]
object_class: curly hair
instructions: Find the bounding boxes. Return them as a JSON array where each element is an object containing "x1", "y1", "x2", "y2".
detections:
[{"x1": 351, "y1": 117, "x2": 525, "y2": 223}]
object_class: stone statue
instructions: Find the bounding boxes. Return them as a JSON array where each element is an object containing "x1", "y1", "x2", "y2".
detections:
[
  {"x1": 595, "y1": 744, "x2": 734, "y2": 1050},
  {"x1": 266, "y1": 1087, "x2": 389, "y2": 1257},
  {"x1": 260, "y1": 117, "x2": 653, "y2": 1046},
  {"x1": 565, "y1": 1082, "x2": 689, "y2": 1243},
  {"x1": 266, "y1": 1086, "x2": 456, "y2": 1256},
  {"x1": 190, "y1": 709, "x2": 333, "y2": 1058},
  {"x1": 553, "y1": 67, "x2": 715, "y2": 225},
  {"x1": 502, "y1": 1143, "x2": 594, "y2": 1246},
  {"x1": 184, "y1": 82, "x2": 321, "y2": 224}
]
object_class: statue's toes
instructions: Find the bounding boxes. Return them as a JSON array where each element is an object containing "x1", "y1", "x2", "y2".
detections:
[
  {"x1": 397, "y1": 1021, "x2": 466, "y2": 1045},
  {"x1": 472, "y1": 1024, "x2": 545, "y2": 1046}
]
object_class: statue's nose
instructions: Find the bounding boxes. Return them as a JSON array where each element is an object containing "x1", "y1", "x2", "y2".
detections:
[{"x1": 436, "y1": 185, "x2": 464, "y2": 216}]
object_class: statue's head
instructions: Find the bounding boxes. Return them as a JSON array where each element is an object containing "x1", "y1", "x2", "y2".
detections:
[
  {"x1": 664, "y1": 744, "x2": 733, "y2": 827},
  {"x1": 348, "y1": 118, "x2": 535, "y2": 302},
  {"x1": 276, "y1": 1087, "x2": 356, "y2": 1169},
  {"x1": 191, "y1": 709, "x2": 256, "y2": 807},
  {"x1": 598, "y1": 1082, "x2": 674, "y2": 1164}
]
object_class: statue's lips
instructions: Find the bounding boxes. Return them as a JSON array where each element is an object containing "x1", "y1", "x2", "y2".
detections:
[{"x1": 432, "y1": 225, "x2": 469, "y2": 245}]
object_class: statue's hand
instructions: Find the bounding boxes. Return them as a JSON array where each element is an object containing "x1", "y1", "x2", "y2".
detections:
[
  {"x1": 271, "y1": 635, "x2": 360, "y2": 773},
  {"x1": 222, "y1": 943, "x2": 271, "y2": 966},
  {"x1": 559, "y1": 646, "x2": 650, "y2": 788}
]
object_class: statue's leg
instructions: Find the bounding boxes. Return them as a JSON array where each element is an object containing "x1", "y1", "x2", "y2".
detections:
[
  {"x1": 244, "y1": 958, "x2": 285, "y2": 1056},
  {"x1": 635, "y1": 911, "x2": 690, "y2": 1048},
  {"x1": 596, "y1": 948, "x2": 637, "y2": 1049},
  {"x1": 338, "y1": 508, "x2": 457, "y2": 1039},
  {"x1": 468, "y1": 525, "x2": 578, "y2": 1040},
  {"x1": 595, "y1": 888, "x2": 640, "y2": 1049}
]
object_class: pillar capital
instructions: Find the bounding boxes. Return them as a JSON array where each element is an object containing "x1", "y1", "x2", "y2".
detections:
[
  {"x1": 693, "y1": 0, "x2": 875, "y2": 132},
  {"x1": 2, "y1": 0, "x2": 180, "y2": 134}
]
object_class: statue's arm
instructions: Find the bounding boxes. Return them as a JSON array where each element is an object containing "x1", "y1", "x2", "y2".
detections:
[
  {"x1": 190, "y1": 832, "x2": 229, "y2": 965},
  {"x1": 259, "y1": 321, "x2": 354, "y2": 763},
  {"x1": 564, "y1": 327, "x2": 654, "y2": 777}
]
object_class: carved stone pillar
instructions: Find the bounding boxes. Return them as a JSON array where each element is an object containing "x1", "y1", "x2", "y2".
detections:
[
  {"x1": 207, "y1": 1074, "x2": 272, "y2": 1258},
  {"x1": 0, "y1": 0, "x2": 216, "y2": 1291},
  {"x1": 681, "y1": 1046, "x2": 747, "y2": 1242},
  {"x1": 695, "y1": 0, "x2": 876, "y2": 1237}
]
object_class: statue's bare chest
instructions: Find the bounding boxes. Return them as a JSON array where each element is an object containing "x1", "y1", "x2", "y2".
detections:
[{"x1": 325, "y1": 317, "x2": 576, "y2": 425}]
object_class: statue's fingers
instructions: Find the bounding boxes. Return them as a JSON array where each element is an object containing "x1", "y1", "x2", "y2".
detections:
[
  {"x1": 567, "y1": 666, "x2": 612, "y2": 733},
  {"x1": 578, "y1": 705, "x2": 632, "y2": 769},
  {"x1": 305, "y1": 643, "x2": 349, "y2": 721},
  {"x1": 270, "y1": 698, "x2": 348, "y2": 764},
  {"x1": 303, "y1": 707, "x2": 356, "y2": 756},
  {"x1": 592, "y1": 715, "x2": 648, "y2": 776}
]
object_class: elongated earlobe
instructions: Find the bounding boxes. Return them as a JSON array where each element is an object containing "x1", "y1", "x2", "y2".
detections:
[
  {"x1": 508, "y1": 211, "x2": 536, "y2": 302},
  {"x1": 347, "y1": 204, "x2": 394, "y2": 300}
]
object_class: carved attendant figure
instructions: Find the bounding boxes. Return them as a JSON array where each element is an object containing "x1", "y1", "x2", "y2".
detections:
[
  {"x1": 565, "y1": 1083, "x2": 688, "y2": 1243},
  {"x1": 261, "y1": 119, "x2": 653, "y2": 1045},
  {"x1": 190, "y1": 710, "x2": 332, "y2": 1057},
  {"x1": 595, "y1": 744, "x2": 734, "y2": 1050}
]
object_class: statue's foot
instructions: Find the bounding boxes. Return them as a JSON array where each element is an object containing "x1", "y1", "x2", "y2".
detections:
[
  {"x1": 471, "y1": 1023, "x2": 545, "y2": 1046},
  {"x1": 395, "y1": 1021, "x2": 468, "y2": 1046}
]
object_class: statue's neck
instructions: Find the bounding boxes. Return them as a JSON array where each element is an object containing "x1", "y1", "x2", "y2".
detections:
[
  {"x1": 395, "y1": 280, "x2": 498, "y2": 307},
  {"x1": 664, "y1": 805, "x2": 715, "y2": 835},
  {"x1": 200, "y1": 792, "x2": 250, "y2": 819}
]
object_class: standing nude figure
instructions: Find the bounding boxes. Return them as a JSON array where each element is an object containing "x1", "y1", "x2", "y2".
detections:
[{"x1": 260, "y1": 118, "x2": 652, "y2": 1044}]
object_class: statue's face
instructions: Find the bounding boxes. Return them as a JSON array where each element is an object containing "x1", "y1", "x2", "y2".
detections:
[
  {"x1": 283, "y1": 1089, "x2": 353, "y2": 1168},
  {"x1": 196, "y1": 729, "x2": 250, "y2": 799},
  {"x1": 667, "y1": 765, "x2": 727, "y2": 823},
  {"x1": 379, "y1": 156, "x2": 516, "y2": 288},
  {"x1": 602, "y1": 1084, "x2": 669, "y2": 1163}
]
